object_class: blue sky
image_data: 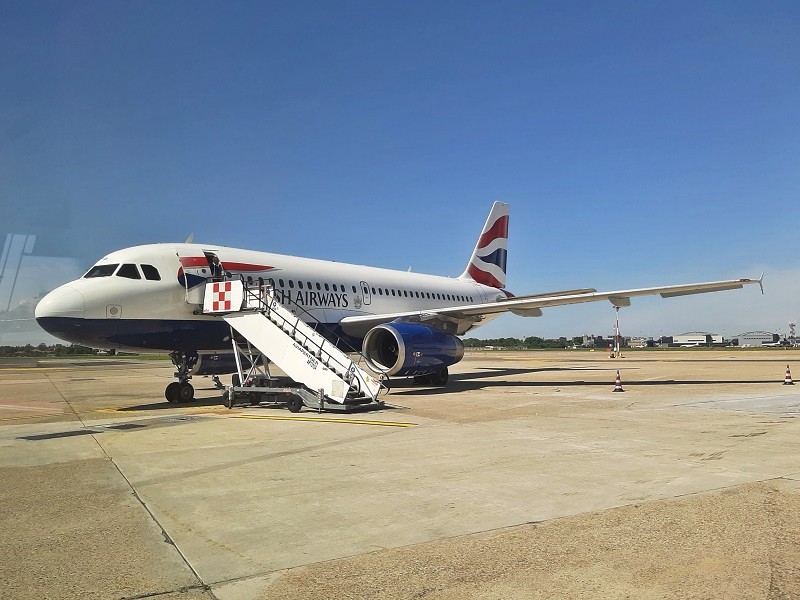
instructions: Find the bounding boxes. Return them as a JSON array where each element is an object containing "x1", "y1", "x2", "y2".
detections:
[{"x1": 2, "y1": 1, "x2": 798, "y2": 339}]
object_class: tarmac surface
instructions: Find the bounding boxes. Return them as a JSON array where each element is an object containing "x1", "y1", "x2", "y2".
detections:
[{"x1": 1, "y1": 349, "x2": 799, "y2": 599}]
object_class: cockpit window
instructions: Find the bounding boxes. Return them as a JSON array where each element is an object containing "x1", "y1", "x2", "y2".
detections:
[
  {"x1": 84, "y1": 264, "x2": 118, "y2": 278},
  {"x1": 141, "y1": 264, "x2": 161, "y2": 281},
  {"x1": 116, "y1": 264, "x2": 141, "y2": 279}
]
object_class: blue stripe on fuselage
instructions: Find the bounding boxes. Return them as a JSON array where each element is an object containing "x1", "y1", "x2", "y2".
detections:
[{"x1": 36, "y1": 317, "x2": 363, "y2": 353}]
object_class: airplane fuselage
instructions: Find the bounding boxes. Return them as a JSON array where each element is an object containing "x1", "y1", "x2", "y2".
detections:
[{"x1": 36, "y1": 243, "x2": 505, "y2": 352}]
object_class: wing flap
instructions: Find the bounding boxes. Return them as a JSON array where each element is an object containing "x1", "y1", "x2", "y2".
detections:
[{"x1": 339, "y1": 277, "x2": 762, "y2": 330}]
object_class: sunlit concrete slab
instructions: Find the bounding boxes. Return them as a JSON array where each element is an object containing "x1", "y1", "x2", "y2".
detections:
[
  {"x1": 1, "y1": 350, "x2": 799, "y2": 598},
  {"x1": 679, "y1": 392, "x2": 800, "y2": 414}
]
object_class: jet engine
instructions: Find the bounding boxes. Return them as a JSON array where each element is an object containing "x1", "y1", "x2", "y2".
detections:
[
  {"x1": 190, "y1": 353, "x2": 246, "y2": 376},
  {"x1": 362, "y1": 322, "x2": 464, "y2": 377}
]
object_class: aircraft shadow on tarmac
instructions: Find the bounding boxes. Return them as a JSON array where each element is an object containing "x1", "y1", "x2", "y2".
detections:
[
  {"x1": 119, "y1": 392, "x2": 227, "y2": 411},
  {"x1": 119, "y1": 387, "x2": 398, "y2": 413},
  {"x1": 385, "y1": 367, "x2": 782, "y2": 396}
]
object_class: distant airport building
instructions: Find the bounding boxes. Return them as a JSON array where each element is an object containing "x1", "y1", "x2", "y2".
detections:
[
  {"x1": 728, "y1": 331, "x2": 780, "y2": 347},
  {"x1": 628, "y1": 337, "x2": 655, "y2": 348},
  {"x1": 671, "y1": 332, "x2": 724, "y2": 347},
  {"x1": 579, "y1": 334, "x2": 618, "y2": 348}
]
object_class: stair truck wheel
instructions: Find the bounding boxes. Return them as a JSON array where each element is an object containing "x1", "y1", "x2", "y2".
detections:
[
  {"x1": 225, "y1": 387, "x2": 235, "y2": 409},
  {"x1": 287, "y1": 394, "x2": 303, "y2": 413}
]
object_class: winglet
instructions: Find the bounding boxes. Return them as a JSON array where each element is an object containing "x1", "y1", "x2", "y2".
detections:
[
  {"x1": 758, "y1": 272, "x2": 765, "y2": 295},
  {"x1": 185, "y1": 233, "x2": 194, "y2": 243}
]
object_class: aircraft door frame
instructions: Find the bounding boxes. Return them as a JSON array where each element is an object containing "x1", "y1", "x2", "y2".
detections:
[
  {"x1": 360, "y1": 281, "x2": 372, "y2": 306},
  {"x1": 470, "y1": 283, "x2": 489, "y2": 304},
  {"x1": 176, "y1": 249, "x2": 215, "y2": 305}
]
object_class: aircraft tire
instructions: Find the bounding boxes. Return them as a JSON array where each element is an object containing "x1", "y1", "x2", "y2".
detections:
[
  {"x1": 287, "y1": 394, "x2": 303, "y2": 413},
  {"x1": 431, "y1": 369, "x2": 449, "y2": 386},
  {"x1": 165, "y1": 382, "x2": 180, "y2": 403},
  {"x1": 178, "y1": 382, "x2": 195, "y2": 402}
]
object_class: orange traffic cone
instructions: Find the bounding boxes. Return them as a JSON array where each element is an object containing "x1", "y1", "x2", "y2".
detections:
[
  {"x1": 613, "y1": 370, "x2": 625, "y2": 392},
  {"x1": 784, "y1": 365, "x2": 794, "y2": 386}
]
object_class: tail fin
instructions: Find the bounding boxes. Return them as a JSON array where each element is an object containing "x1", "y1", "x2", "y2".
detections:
[{"x1": 458, "y1": 201, "x2": 509, "y2": 288}]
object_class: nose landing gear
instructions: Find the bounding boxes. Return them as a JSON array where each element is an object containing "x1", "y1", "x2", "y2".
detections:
[
  {"x1": 165, "y1": 351, "x2": 198, "y2": 403},
  {"x1": 413, "y1": 368, "x2": 449, "y2": 386}
]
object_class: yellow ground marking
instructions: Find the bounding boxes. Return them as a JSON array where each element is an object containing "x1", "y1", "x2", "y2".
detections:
[
  {"x1": 0, "y1": 413, "x2": 65, "y2": 423},
  {"x1": 232, "y1": 414, "x2": 415, "y2": 427},
  {"x1": 93, "y1": 405, "x2": 226, "y2": 414}
]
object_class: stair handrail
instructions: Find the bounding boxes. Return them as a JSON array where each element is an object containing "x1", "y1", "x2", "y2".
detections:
[{"x1": 239, "y1": 280, "x2": 384, "y2": 396}]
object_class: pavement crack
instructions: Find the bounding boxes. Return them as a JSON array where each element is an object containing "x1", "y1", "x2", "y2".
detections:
[
  {"x1": 44, "y1": 369, "x2": 217, "y2": 599},
  {"x1": 120, "y1": 582, "x2": 213, "y2": 599}
]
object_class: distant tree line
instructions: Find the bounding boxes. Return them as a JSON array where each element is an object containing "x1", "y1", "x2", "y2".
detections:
[
  {"x1": 0, "y1": 344, "x2": 97, "y2": 357},
  {"x1": 463, "y1": 336, "x2": 575, "y2": 349}
]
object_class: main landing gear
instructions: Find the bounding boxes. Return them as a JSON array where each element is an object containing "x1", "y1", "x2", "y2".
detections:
[
  {"x1": 413, "y1": 368, "x2": 449, "y2": 386},
  {"x1": 165, "y1": 351, "x2": 198, "y2": 403}
]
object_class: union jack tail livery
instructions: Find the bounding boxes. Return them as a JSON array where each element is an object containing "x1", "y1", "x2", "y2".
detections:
[{"x1": 459, "y1": 201, "x2": 509, "y2": 289}]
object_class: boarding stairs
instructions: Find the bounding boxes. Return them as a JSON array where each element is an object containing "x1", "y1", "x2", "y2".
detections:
[{"x1": 203, "y1": 280, "x2": 385, "y2": 411}]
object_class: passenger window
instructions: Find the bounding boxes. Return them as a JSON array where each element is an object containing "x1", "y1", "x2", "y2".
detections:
[
  {"x1": 377, "y1": 288, "x2": 383, "y2": 295},
  {"x1": 141, "y1": 264, "x2": 161, "y2": 281},
  {"x1": 298, "y1": 281, "x2": 304, "y2": 289},
  {"x1": 116, "y1": 264, "x2": 141, "y2": 279},
  {"x1": 371, "y1": 287, "x2": 376, "y2": 295},
  {"x1": 391, "y1": 289, "x2": 395, "y2": 296},
  {"x1": 289, "y1": 280, "x2": 294, "y2": 288},
  {"x1": 84, "y1": 264, "x2": 118, "y2": 278},
  {"x1": 278, "y1": 279, "x2": 284, "y2": 287},
  {"x1": 316, "y1": 282, "x2": 321, "y2": 290},
  {"x1": 324, "y1": 283, "x2": 330, "y2": 291},
  {"x1": 332, "y1": 284, "x2": 338, "y2": 292},
  {"x1": 352, "y1": 285, "x2": 357, "y2": 293},
  {"x1": 307, "y1": 281, "x2": 312, "y2": 289}
]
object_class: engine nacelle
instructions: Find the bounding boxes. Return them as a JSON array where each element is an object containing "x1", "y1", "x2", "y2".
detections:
[
  {"x1": 190, "y1": 353, "x2": 241, "y2": 376},
  {"x1": 362, "y1": 322, "x2": 465, "y2": 377}
]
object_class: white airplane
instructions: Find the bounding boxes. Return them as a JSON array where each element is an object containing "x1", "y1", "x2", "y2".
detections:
[{"x1": 35, "y1": 202, "x2": 762, "y2": 401}]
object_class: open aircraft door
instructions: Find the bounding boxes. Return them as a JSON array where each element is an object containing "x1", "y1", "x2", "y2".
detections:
[{"x1": 177, "y1": 249, "x2": 215, "y2": 305}]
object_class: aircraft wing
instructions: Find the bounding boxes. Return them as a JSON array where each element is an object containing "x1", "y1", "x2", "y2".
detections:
[{"x1": 339, "y1": 276, "x2": 763, "y2": 334}]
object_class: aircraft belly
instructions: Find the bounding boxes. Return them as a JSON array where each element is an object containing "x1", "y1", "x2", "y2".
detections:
[{"x1": 36, "y1": 316, "x2": 366, "y2": 354}]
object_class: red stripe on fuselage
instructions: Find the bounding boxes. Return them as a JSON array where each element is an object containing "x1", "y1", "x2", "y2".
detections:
[
  {"x1": 477, "y1": 215, "x2": 508, "y2": 249},
  {"x1": 223, "y1": 262, "x2": 274, "y2": 272},
  {"x1": 179, "y1": 256, "x2": 273, "y2": 272}
]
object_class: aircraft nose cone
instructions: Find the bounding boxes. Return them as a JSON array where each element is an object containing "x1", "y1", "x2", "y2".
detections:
[{"x1": 35, "y1": 285, "x2": 85, "y2": 320}]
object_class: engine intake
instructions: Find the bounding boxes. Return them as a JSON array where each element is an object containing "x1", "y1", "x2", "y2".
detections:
[{"x1": 363, "y1": 322, "x2": 464, "y2": 377}]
